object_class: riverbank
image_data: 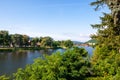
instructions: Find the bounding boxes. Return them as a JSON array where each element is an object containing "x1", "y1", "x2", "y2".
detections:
[
  {"x1": 0, "y1": 48, "x2": 66, "y2": 76},
  {"x1": 0, "y1": 47, "x2": 62, "y2": 52},
  {"x1": 0, "y1": 48, "x2": 14, "y2": 52}
]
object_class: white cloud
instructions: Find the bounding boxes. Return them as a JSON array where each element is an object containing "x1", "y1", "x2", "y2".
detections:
[
  {"x1": 0, "y1": 25, "x2": 91, "y2": 42},
  {"x1": 28, "y1": 32, "x2": 91, "y2": 42}
]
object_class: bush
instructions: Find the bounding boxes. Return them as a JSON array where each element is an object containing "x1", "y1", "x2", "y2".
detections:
[
  {"x1": 13, "y1": 47, "x2": 90, "y2": 80},
  {"x1": 0, "y1": 75, "x2": 10, "y2": 80},
  {"x1": 91, "y1": 46, "x2": 120, "y2": 77}
]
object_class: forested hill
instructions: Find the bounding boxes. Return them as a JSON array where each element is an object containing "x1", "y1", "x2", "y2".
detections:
[
  {"x1": 85, "y1": 39, "x2": 97, "y2": 44},
  {"x1": 72, "y1": 41, "x2": 83, "y2": 45}
]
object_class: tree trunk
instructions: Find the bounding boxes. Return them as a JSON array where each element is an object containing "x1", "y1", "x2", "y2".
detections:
[{"x1": 108, "y1": 0, "x2": 120, "y2": 35}]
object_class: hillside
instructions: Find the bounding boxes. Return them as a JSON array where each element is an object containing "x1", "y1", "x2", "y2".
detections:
[
  {"x1": 72, "y1": 41, "x2": 83, "y2": 45},
  {"x1": 85, "y1": 39, "x2": 97, "y2": 43}
]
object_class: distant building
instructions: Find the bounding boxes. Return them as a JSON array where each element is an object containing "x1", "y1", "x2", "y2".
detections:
[
  {"x1": 88, "y1": 42, "x2": 96, "y2": 46},
  {"x1": 86, "y1": 39, "x2": 97, "y2": 46}
]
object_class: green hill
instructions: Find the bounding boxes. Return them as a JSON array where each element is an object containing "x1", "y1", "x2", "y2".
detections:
[
  {"x1": 72, "y1": 41, "x2": 83, "y2": 45},
  {"x1": 85, "y1": 39, "x2": 97, "y2": 43}
]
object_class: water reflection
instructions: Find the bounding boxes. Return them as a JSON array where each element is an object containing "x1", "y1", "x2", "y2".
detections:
[
  {"x1": 0, "y1": 49, "x2": 65, "y2": 75},
  {"x1": 78, "y1": 46, "x2": 94, "y2": 55}
]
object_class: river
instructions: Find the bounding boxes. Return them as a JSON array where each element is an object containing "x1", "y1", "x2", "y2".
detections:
[{"x1": 0, "y1": 46, "x2": 94, "y2": 75}]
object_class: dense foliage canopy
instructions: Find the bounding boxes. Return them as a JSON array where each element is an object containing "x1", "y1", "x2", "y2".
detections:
[{"x1": 89, "y1": 0, "x2": 120, "y2": 79}]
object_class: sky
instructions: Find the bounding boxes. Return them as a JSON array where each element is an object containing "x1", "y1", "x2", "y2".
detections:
[{"x1": 0, "y1": 0, "x2": 109, "y2": 42}]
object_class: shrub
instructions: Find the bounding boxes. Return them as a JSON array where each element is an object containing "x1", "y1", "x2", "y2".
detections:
[{"x1": 13, "y1": 47, "x2": 90, "y2": 80}]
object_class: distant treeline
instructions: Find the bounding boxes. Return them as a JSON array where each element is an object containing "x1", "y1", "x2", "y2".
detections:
[{"x1": 0, "y1": 30, "x2": 73, "y2": 49}]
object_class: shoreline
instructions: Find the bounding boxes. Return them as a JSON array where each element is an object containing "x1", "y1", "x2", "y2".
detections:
[{"x1": 0, "y1": 47, "x2": 63, "y2": 52}]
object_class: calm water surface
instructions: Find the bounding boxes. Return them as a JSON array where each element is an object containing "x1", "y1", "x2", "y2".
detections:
[
  {"x1": 78, "y1": 46, "x2": 94, "y2": 55},
  {"x1": 0, "y1": 47, "x2": 94, "y2": 75}
]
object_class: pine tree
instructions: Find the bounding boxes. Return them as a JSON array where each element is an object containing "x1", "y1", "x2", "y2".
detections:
[
  {"x1": 91, "y1": 0, "x2": 120, "y2": 51},
  {"x1": 91, "y1": 0, "x2": 120, "y2": 35},
  {"x1": 90, "y1": 0, "x2": 120, "y2": 78}
]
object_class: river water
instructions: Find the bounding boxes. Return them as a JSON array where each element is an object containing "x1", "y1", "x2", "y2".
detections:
[{"x1": 0, "y1": 46, "x2": 94, "y2": 75}]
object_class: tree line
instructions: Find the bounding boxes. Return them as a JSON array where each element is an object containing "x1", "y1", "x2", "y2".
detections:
[{"x1": 0, "y1": 30, "x2": 73, "y2": 49}]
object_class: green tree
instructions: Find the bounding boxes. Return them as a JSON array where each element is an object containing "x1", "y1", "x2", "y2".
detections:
[
  {"x1": 91, "y1": 13, "x2": 120, "y2": 50},
  {"x1": 31, "y1": 37, "x2": 39, "y2": 47},
  {"x1": 22, "y1": 35, "x2": 29, "y2": 47},
  {"x1": 0, "y1": 30, "x2": 9, "y2": 47},
  {"x1": 10, "y1": 34, "x2": 16, "y2": 47},
  {"x1": 11, "y1": 34, "x2": 23, "y2": 47},
  {"x1": 64, "y1": 40, "x2": 73, "y2": 48},
  {"x1": 91, "y1": 0, "x2": 120, "y2": 35},
  {"x1": 52, "y1": 41, "x2": 60, "y2": 48},
  {"x1": 90, "y1": 0, "x2": 120, "y2": 79},
  {"x1": 40, "y1": 37, "x2": 54, "y2": 48},
  {"x1": 0, "y1": 75, "x2": 9, "y2": 80}
]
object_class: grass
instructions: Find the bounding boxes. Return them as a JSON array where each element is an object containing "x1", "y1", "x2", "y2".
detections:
[
  {"x1": 0, "y1": 48, "x2": 14, "y2": 52},
  {"x1": 0, "y1": 47, "x2": 63, "y2": 52}
]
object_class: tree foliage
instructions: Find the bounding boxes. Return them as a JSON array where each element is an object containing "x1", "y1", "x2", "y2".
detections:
[
  {"x1": 13, "y1": 47, "x2": 90, "y2": 80},
  {"x1": 0, "y1": 30, "x2": 9, "y2": 46},
  {"x1": 90, "y1": 0, "x2": 120, "y2": 79},
  {"x1": 0, "y1": 75, "x2": 9, "y2": 80},
  {"x1": 63, "y1": 40, "x2": 73, "y2": 48},
  {"x1": 91, "y1": 0, "x2": 120, "y2": 34},
  {"x1": 91, "y1": 13, "x2": 120, "y2": 50},
  {"x1": 91, "y1": 46, "x2": 120, "y2": 76},
  {"x1": 0, "y1": 30, "x2": 74, "y2": 49},
  {"x1": 40, "y1": 36, "x2": 54, "y2": 48}
]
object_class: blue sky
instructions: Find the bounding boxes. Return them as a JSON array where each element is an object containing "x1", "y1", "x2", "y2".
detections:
[{"x1": 0, "y1": 0, "x2": 109, "y2": 42}]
